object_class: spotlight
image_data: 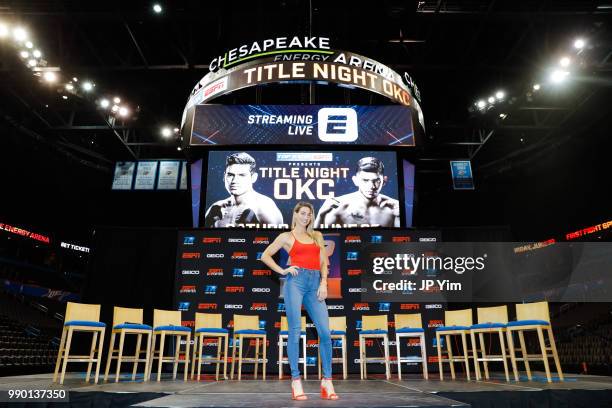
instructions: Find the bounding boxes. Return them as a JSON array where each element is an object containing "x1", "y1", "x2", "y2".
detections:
[
  {"x1": 0, "y1": 23, "x2": 9, "y2": 38},
  {"x1": 559, "y1": 56, "x2": 571, "y2": 67},
  {"x1": 495, "y1": 90, "x2": 505, "y2": 100},
  {"x1": 99, "y1": 99, "x2": 110, "y2": 108},
  {"x1": 476, "y1": 100, "x2": 486, "y2": 109},
  {"x1": 72, "y1": 77, "x2": 78, "y2": 82},
  {"x1": 19, "y1": 50, "x2": 29, "y2": 58},
  {"x1": 118, "y1": 106, "x2": 129, "y2": 117},
  {"x1": 111, "y1": 105, "x2": 120, "y2": 113},
  {"x1": 32, "y1": 49, "x2": 41, "y2": 58},
  {"x1": 82, "y1": 81, "x2": 94, "y2": 91},
  {"x1": 27, "y1": 59, "x2": 37, "y2": 67},
  {"x1": 174, "y1": 127, "x2": 179, "y2": 133},
  {"x1": 177, "y1": 146, "x2": 182, "y2": 151},
  {"x1": 499, "y1": 113, "x2": 507, "y2": 119},
  {"x1": 574, "y1": 38, "x2": 585, "y2": 49},
  {"x1": 153, "y1": 4, "x2": 163, "y2": 13},
  {"x1": 62, "y1": 95, "x2": 68, "y2": 100},
  {"x1": 487, "y1": 96, "x2": 495, "y2": 104},
  {"x1": 550, "y1": 69, "x2": 569, "y2": 83},
  {"x1": 12, "y1": 27, "x2": 27, "y2": 42},
  {"x1": 113, "y1": 96, "x2": 121, "y2": 104},
  {"x1": 25, "y1": 41, "x2": 33, "y2": 49},
  {"x1": 161, "y1": 127, "x2": 172, "y2": 138},
  {"x1": 533, "y1": 83, "x2": 541, "y2": 91},
  {"x1": 43, "y1": 71, "x2": 57, "y2": 83},
  {"x1": 65, "y1": 83, "x2": 74, "y2": 91}
]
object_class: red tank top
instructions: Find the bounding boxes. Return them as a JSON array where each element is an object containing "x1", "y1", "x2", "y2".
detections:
[{"x1": 288, "y1": 232, "x2": 321, "y2": 270}]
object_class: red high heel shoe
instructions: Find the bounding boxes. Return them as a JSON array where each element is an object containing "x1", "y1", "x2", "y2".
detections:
[
  {"x1": 292, "y1": 380, "x2": 308, "y2": 401},
  {"x1": 320, "y1": 378, "x2": 339, "y2": 400}
]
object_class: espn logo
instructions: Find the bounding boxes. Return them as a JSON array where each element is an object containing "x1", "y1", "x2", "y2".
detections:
[
  {"x1": 428, "y1": 320, "x2": 444, "y2": 328},
  {"x1": 253, "y1": 237, "x2": 270, "y2": 244},
  {"x1": 344, "y1": 235, "x2": 361, "y2": 243},
  {"x1": 250, "y1": 303, "x2": 268, "y2": 311},
  {"x1": 354, "y1": 339, "x2": 374, "y2": 347},
  {"x1": 203, "y1": 77, "x2": 228, "y2": 98},
  {"x1": 392, "y1": 236, "x2": 411, "y2": 243},
  {"x1": 203, "y1": 237, "x2": 222, "y2": 244},
  {"x1": 232, "y1": 252, "x2": 248, "y2": 260},
  {"x1": 400, "y1": 304, "x2": 420, "y2": 310},
  {"x1": 207, "y1": 268, "x2": 223, "y2": 276},
  {"x1": 252, "y1": 269, "x2": 272, "y2": 276},
  {"x1": 347, "y1": 269, "x2": 363, "y2": 276},
  {"x1": 198, "y1": 303, "x2": 218, "y2": 310},
  {"x1": 352, "y1": 303, "x2": 370, "y2": 311},
  {"x1": 225, "y1": 286, "x2": 245, "y2": 293},
  {"x1": 317, "y1": 108, "x2": 358, "y2": 142},
  {"x1": 179, "y1": 285, "x2": 196, "y2": 293},
  {"x1": 182, "y1": 252, "x2": 200, "y2": 259}
]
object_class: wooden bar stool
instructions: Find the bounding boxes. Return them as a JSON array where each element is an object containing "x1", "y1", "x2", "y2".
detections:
[
  {"x1": 104, "y1": 306, "x2": 153, "y2": 382},
  {"x1": 278, "y1": 315, "x2": 307, "y2": 379},
  {"x1": 230, "y1": 314, "x2": 267, "y2": 380},
  {"x1": 359, "y1": 315, "x2": 391, "y2": 380},
  {"x1": 394, "y1": 313, "x2": 428, "y2": 380},
  {"x1": 191, "y1": 312, "x2": 228, "y2": 381},
  {"x1": 506, "y1": 301, "x2": 564, "y2": 383},
  {"x1": 435, "y1": 309, "x2": 473, "y2": 380},
  {"x1": 470, "y1": 305, "x2": 511, "y2": 382},
  {"x1": 318, "y1": 316, "x2": 348, "y2": 380},
  {"x1": 147, "y1": 309, "x2": 191, "y2": 382},
  {"x1": 53, "y1": 302, "x2": 106, "y2": 385}
]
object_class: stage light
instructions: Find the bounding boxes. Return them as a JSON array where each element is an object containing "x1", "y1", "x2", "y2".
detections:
[
  {"x1": 27, "y1": 59, "x2": 37, "y2": 67},
  {"x1": 32, "y1": 49, "x2": 41, "y2": 58},
  {"x1": 118, "y1": 106, "x2": 129, "y2": 117},
  {"x1": 499, "y1": 113, "x2": 507, "y2": 119},
  {"x1": 495, "y1": 90, "x2": 505, "y2": 100},
  {"x1": 25, "y1": 41, "x2": 33, "y2": 49},
  {"x1": 82, "y1": 81, "x2": 94, "y2": 91},
  {"x1": 43, "y1": 71, "x2": 57, "y2": 83},
  {"x1": 161, "y1": 127, "x2": 172, "y2": 138},
  {"x1": 476, "y1": 100, "x2": 486, "y2": 109},
  {"x1": 487, "y1": 96, "x2": 495, "y2": 104},
  {"x1": 0, "y1": 23, "x2": 9, "y2": 38},
  {"x1": 62, "y1": 95, "x2": 68, "y2": 100},
  {"x1": 550, "y1": 69, "x2": 569, "y2": 83},
  {"x1": 19, "y1": 50, "x2": 29, "y2": 58},
  {"x1": 65, "y1": 83, "x2": 74, "y2": 91},
  {"x1": 111, "y1": 104, "x2": 119, "y2": 113},
  {"x1": 559, "y1": 56, "x2": 571, "y2": 67},
  {"x1": 533, "y1": 83, "x2": 541, "y2": 91},
  {"x1": 113, "y1": 96, "x2": 121, "y2": 104},
  {"x1": 72, "y1": 77, "x2": 78, "y2": 82},
  {"x1": 177, "y1": 146, "x2": 182, "y2": 151},
  {"x1": 12, "y1": 27, "x2": 27, "y2": 42},
  {"x1": 174, "y1": 127, "x2": 179, "y2": 133},
  {"x1": 99, "y1": 98, "x2": 110, "y2": 108},
  {"x1": 574, "y1": 38, "x2": 585, "y2": 49},
  {"x1": 153, "y1": 4, "x2": 163, "y2": 13}
]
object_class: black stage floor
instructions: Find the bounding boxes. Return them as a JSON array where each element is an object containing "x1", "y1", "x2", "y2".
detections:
[{"x1": 2, "y1": 372, "x2": 612, "y2": 407}]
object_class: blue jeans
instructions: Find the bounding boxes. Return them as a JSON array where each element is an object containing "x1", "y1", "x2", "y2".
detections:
[{"x1": 283, "y1": 267, "x2": 332, "y2": 379}]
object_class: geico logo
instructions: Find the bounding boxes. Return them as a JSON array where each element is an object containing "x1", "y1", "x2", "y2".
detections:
[
  {"x1": 253, "y1": 237, "x2": 270, "y2": 244},
  {"x1": 203, "y1": 237, "x2": 222, "y2": 243},
  {"x1": 180, "y1": 285, "x2": 196, "y2": 293},
  {"x1": 392, "y1": 236, "x2": 411, "y2": 242},
  {"x1": 352, "y1": 303, "x2": 370, "y2": 311},
  {"x1": 182, "y1": 252, "x2": 200, "y2": 259},
  {"x1": 347, "y1": 269, "x2": 363, "y2": 276},
  {"x1": 228, "y1": 238, "x2": 246, "y2": 243},
  {"x1": 206, "y1": 253, "x2": 224, "y2": 258},
  {"x1": 353, "y1": 340, "x2": 374, "y2": 347},
  {"x1": 388, "y1": 341, "x2": 397, "y2": 346},
  {"x1": 428, "y1": 320, "x2": 443, "y2": 327},
  {"x1": 224, "y1": 304, "x2": 243, "y2": 309},
  {"x1": 225, "y1": 286, "x2": 245, "y2": 293},
  {"x1": 207, "y1": 268, "x2": 223, "y2": 275},
  {"x1": 419, "y1": 237, "x2": 437, "y2": 242},
  {"x1": 401, "y1": 304, "x2": 420, "y2": 310},
  {"x1": 348, "y1": 287, "x2": 366, "y2": 293},
  {"x1": 181, "y1": 320, "x2": 195, "y2": 327},
  {"x1": 327, "y1": 305, "x2": 344, "y2": 310},
  {"x1": 181, "y1": 270, "x2": 200, "y2": 275},
  {"x1": 250, "y1": 303, "x2": 268, "y2": 311},
  {"x1": 425, "y1": 304, "x2": 443, "y2": 309},
  {"x1": 252, "y1": 287, "x2": 271, "y2": 293},
  {"x1": 344, "y1": 235, "x2": 361, "y2": 243},
  {"x1": 252, "y1": 269, "x2": 272, "y2": 276},
  {"x1": 198, "y1": 303, "x2": 218, "y2": 310},
  {"x1": 231, "y1": 252, "x2": 248, "y2": 259}
]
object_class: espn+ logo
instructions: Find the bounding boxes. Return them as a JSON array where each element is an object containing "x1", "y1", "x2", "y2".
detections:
[{"x1": 317, "y1": 108, "x2": 358, "y2": 142}]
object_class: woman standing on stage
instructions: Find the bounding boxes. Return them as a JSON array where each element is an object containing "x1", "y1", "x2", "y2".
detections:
[{"x1": 260, "y1": 201, "x2": 338, "y2": 401}]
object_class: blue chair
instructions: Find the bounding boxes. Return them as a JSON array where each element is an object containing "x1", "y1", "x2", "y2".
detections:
[
  {"x1": 359, "y1": 315, "x2": 391, "y2": 379},
  {"x1": 470, "y1": 306, "x2": 511, "y2": 381},
  {"x1": 230, "y1": 314, "x2": 267, "y2": 380},
  {"x1": 147, "y1": 309, "x2": 191, "y2": 382},
  {"x1": 191, "y1": 312, "x2": 228, "y2": 381}
]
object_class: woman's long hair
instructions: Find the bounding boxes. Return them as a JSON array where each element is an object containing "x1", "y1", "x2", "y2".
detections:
[{"x1": 291, "y1": 201, "x2": 324, "y2": 248}]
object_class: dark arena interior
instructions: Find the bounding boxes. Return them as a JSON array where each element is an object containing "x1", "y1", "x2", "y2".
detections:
[{"x1": 1, "y1": 1, "x2": 612, "y2": 407}]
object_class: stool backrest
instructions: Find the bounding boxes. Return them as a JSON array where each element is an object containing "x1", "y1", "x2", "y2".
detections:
[
  {"x1": 394, "y1": 313, "x2": 422, "y2": 329},
  {"x1": 516, "y1": 301, "x2": 550, "y2": 322},
  {"x1": 112, "y1": 306, "x2": 143, "y2": 326},
  {"x1": 65, "y1": 302, "x2": 101, "y2": 322},
  {"x1": 153, "y1": 309, "x2": 182, "y2": 327},
  {"x1": 362, "y1": 315, "x2": 388, "y2": 331},
  {"x1": 280, "y1": 316, "x2": 306, "y2": 331},
  {"x1": 195, "y1": 313, "x2": 222, "y2": 330},
  {"x1": 477, "y1": 305, "x2": 508, "y2": 324},
  {"x1": 329, "y1": 316, "x2": 347, "y2": 332},
  {"x1": 444, "y1": 309, "x2": 472, "y2": 327},
  {"x1": 233, "y1": 314, "x2": 259, "y2": 331}
]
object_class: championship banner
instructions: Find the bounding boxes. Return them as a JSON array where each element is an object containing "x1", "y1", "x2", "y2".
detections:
[
  {"x1": 199, "y1": 151, "x2": 400, "y2": 229},
  {"x1": 190, "y1": 105, "x2": 414, "y2": 147},
  {"x1": 450, "y1": 160, "x2": 475, "y2": 190}
]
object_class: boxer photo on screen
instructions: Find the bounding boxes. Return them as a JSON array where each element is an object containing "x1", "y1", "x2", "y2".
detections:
[{"x1": 203, "y1": 152, "x2": 284, "y2": 227}]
